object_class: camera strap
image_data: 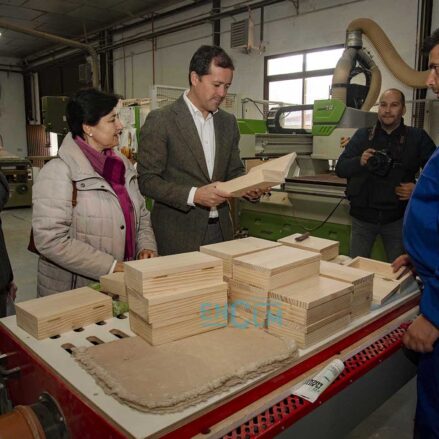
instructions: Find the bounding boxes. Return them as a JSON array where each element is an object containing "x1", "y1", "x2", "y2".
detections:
[{"x1": 367, "y1": 123, "x2": 407, "y2": 165}]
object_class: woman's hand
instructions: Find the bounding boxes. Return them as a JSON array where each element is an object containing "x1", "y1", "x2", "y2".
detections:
[{"x1": 138, "y1": 249, "x2": 157, "y2": 259}]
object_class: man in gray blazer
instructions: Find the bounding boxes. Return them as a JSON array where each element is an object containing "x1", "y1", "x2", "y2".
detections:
[{"x1": 138, "y1": 45, "x2": 259, "y2": 255}]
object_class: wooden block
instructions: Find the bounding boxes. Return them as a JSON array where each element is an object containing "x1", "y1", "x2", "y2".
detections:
[
  {"x1": 15, "y1": 287, "x2": 112, "y2": 340},
  {"x1": 279, "y1": 234, "x2": 339, "y2": 261},
  {"x1": 269, "y1": 275, "x2": 353, "y2": 309},
  {"x1": 100, "y1": 272, "x2": 126, "y2": 299},
  {"x1": 124, "y1": 251, "x2": 223, "y2": 294},
  {"x1": 200, "y1": 237, "x2": 282, "y2": 278},
  {"x1": 127, "y1": 282, "x2": 228, "y2": 323},
  {"x1": 216, "y1": 153, "x2": 296, "y2": 197},
  {"x1": 129, "y1": 307, "x2": 227, "y2": 346},
  {"x1": 233, "y1": 246, "x2": 321, "y2": 290}
]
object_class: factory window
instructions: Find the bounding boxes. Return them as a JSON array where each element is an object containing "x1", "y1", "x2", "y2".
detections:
[{"x1": 264, "y1": 45, "x2": 344, "y2": 129}]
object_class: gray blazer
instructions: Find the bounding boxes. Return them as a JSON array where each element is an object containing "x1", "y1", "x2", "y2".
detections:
[
  {"x1": 0, "y1": 172, "x2": 13, "y2": 292},
  {"x1": 138, "y1": 95, "x2": 245, "y2": 255}
]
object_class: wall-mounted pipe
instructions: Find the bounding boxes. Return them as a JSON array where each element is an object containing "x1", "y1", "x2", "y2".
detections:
[
  {"x1": 0, "y1": 19, "x2": 100, "y2": 88},
  {"x1": 347, "y1": 18, "x2": 428, "y2": 88},
  {"x1": 356, "y1": 48, "x2": 381, "y2": 110}
]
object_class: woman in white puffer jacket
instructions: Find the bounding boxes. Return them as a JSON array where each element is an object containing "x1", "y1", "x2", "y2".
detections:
[{"x1": 32, "y1": 89, "x2": 157, "y2": 296}]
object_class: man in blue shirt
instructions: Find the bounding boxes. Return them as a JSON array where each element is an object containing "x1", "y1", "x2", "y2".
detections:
[{"x1": 393, "y1": 29, "x2": 439, "y2": 438}]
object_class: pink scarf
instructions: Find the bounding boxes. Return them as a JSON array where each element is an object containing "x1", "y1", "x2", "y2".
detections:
[{"x1": 74, "y1": 136, "x2": 135, "y2": 261}]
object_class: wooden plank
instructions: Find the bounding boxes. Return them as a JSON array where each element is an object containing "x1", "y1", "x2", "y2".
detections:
[
  {"x1": 15, "y1": 287, "x2": 112, "y2": 340},
  {"x1": 279, "y1": 234, "x2": 339, "y2": 261},
  {"x1": 216, "y1": 153, "x2": 296, "y2": 197}
]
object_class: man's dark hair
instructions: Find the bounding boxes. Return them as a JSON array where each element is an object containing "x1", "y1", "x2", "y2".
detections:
[
  {"x1": 188, "y1": 45, "x2": 234, "y2": 86},
  {"x1": 423, "y1": 28, "x2": 439, "y2": 54},
  {"x1": 66, "y1": 88, "x2": 119, "y2": 139},
  {"x1": 381, "y1": 88, "x2": 405, "y2": 107}
]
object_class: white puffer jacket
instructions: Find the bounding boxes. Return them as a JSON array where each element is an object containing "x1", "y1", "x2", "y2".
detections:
[{"x1": 32, "y1": 134, "x2": 157, "y2": 296}]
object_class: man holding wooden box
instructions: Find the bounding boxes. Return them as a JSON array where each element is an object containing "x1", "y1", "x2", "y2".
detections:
[{"x1": 138, "y1": 45, "x2": 265, "y2": 256}]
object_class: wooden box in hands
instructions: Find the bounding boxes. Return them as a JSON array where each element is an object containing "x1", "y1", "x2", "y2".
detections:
[{"x1": 216, "y1": 153, "x2": 296, "y2": 197}]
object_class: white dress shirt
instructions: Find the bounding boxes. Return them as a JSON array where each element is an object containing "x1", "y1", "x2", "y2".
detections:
[{"x1": 183, "y1": 90, "x2": 218, "y2": 218}]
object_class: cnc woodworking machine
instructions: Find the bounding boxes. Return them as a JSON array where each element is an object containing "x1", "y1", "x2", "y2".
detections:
[{"x1": 0, "y1": 282, "x2": 419, "y2": 439}]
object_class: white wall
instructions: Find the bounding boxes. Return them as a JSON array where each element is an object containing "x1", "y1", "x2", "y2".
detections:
[
  {"x1": 113, "y1": 0, "x2": 420, "y2": 110},
  {"x1": 0, "y1": 57, "x2": 27, "y2": 157}
]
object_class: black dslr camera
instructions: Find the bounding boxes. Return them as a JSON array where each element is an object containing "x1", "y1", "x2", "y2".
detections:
[{"x1": 366, "y1": 150, "x2": 393, "y2": 176}]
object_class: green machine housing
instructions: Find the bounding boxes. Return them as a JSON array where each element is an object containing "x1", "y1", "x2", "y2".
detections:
[{"x1": 237, "y1": 99, "x2": 388, "y2": 261}]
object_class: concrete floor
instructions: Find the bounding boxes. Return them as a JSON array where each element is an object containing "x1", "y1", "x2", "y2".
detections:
[{"x1": 1, "y1": 207, "x2": 418, "y2": 438}]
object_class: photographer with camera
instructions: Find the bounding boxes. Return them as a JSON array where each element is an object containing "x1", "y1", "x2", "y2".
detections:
[{"x1": 336, "y1": 88, "x2": 436, "y2": 261}]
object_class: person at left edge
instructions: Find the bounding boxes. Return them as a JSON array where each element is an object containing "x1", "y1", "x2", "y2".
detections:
[{"x1": 32, "y1": 88, "x2": 157, "y2": 296}]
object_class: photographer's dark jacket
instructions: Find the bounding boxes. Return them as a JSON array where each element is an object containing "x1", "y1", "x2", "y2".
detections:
[{"x1": 335, "y1": 121, "x2": 436, "y2": 224}]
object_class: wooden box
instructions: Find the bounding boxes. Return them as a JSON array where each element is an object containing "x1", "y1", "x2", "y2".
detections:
[
  {"x1": 278, "y1": 234, "x2": 339, "y2": 261},
  {"x1": 345, "y1": 257, "x2": 413, "y2": 305},
  {"x1": 200, "y1": 237, "x2": 282, "y2": 278},
  {"x1": 127, "y1": 282, "x2": 228, "y2": 324},
  {"x1": 124, "y1": 251, "x2": 223, "y2": 294},
  {"x1": 216, "y1": 153, "x2": 296, "y2": 197},
  {"x1": 15, "y1": 287, "x2": 112, "y2": 340},
  {"x1": 129, "y1": 307, "x2": 228, "y2": 346},
  {"x1": 233, "y1": 246, "x2": 321, "y2": 290}
]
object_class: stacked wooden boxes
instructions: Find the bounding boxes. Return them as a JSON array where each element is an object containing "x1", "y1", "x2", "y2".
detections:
[
  {"x1": 346, "y1": 257, "x2": 413, "y2": 305},
  {"x1": 320, "y1": 261, "x2": 373, "y2": 318},
  {"x1": 125, "y1": 252, "x2": 228, "y2": 345},
  {"x1": 15, "y1": 287, "x2": 112, "y2": 340},
  {"x1": 200, "y1": 237, "x2": 282, "y2": 280},
  {"x1": 230, "y1": 245, "x2": 321, "y2": 327},
  {"x1": 268, "y1": 276, "x2": 353, "y2": 348},
  {"x1": 278, "y1": 233, "x2": 339, "y2": 261}
]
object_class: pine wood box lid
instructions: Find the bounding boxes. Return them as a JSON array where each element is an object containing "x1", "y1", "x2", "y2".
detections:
[
  {"x1": 278, "y1": 234, "x2": 339, "y2": 252},
  {"x1": 233, "y1": 245, "x2": 321, "y2": 275},
  {"x1": 269, "y1": 275, "x2": 353, "y2": 309},
  {"x1": 124, "y1": 251, "x2": 222, "y2": 278},
  {"x1": 320, "y1": 260, "x2": 374, "y2": 284},
  {"x1": 200, "y1": 237, "x2": 281, "y2": 259}
]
